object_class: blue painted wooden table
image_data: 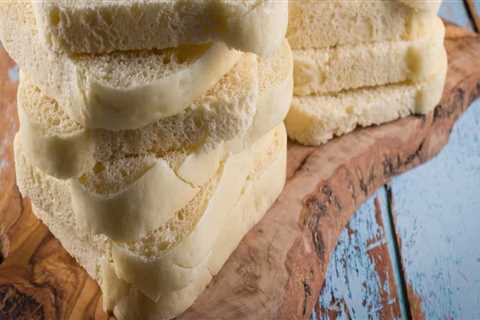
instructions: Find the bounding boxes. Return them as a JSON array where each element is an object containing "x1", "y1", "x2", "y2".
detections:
[
  {"x1": 313, "y1": 2, "x2": 480, "y2": 319},
  {"x1": 0, "y1": 2, "x2": 478, "y2": 320}
]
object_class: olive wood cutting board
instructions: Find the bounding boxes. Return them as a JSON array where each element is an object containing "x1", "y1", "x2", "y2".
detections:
[{"x1": 0, "y1": 23, "x2": 479, "y2": 320}]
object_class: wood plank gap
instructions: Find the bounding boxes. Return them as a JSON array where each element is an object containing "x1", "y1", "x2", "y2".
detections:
[
  {"x1": 383, "y1": 184, "x2": 412, "y2": 320},
  {"x1": 464, "y1": 0, "x2": 480, "y2": 32}
]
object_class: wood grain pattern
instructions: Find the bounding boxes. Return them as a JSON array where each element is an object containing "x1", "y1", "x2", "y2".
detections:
[
  {"x1": 0, "y1": 49, "x2": 108, "y2": 320},
  {"x1": 0, "y1": 24, "x2": 479, "y2": 320}
]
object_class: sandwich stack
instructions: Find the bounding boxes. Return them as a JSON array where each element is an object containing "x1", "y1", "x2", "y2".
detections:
[
  {"x1": 285, "y1": 0, "x2": 447, "y2": 145},
  {"x1": 0, "y1": 1, "x2": 292, "y2": 319}
]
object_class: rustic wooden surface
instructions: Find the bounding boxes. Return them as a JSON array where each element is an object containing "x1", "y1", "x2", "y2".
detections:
[
  {"x1": 390, "y1": 88, "x2": 480, "y2": 317},
  {"x1": 313, "y1": 190, "x2": 402, "y2": 319},
  {"x1": 465, "y1": 0, "x2": 480, "y2": 31},
  {"x1": 314, "y1": 102, "x2": 480, "y2": 320},
  {"x1": 390, "y1": 3, "x2": 480, "y2": 319},
  {"x1": 0, "y1": 47, "x2": 108, "y2": 320},
  {"x1": 441, "y1": 0, "x2": 477, "y2": 32},
  {"x1": 0, "y1": 22, "x2": 479, "y2": 320},
  {"x1": 312, "y1": 3, "x2": 480, "y2": 319},
  {"x1": 390, "y1": 100, "x2": 480, "y2": 319}
]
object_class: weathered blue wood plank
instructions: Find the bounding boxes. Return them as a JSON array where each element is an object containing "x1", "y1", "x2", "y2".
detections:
[
  {"x1": 8, "y1": 65, "x2": 18, "y2": 82},
  {"x1": 312, "y1": 190, "x2": 403, "y2": 320},
  {"x1": 390, "y1": 98, "x2": 480, "y2": 319},
  {"x1": 312, "y1": 2, "x2": 476, "y2": 319},
  {"x1": 439, "y1": 0, "x2": 476, "y2": 31}
]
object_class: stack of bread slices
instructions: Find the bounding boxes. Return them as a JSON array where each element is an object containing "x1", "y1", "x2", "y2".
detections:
[
  {"x1": 0, "y1": 0, "x2": 451, "y2": 318},
  {"x1": 285, "y1": 0, "x2": 447, "y2": 145},
  {"x1": 0, "y1": 1, "x2": 292, "y2": 319}
]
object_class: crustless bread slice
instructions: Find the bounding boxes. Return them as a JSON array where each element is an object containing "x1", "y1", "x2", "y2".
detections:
[
  {"x1": 287, "y1": 0, "x2": 441, "y2": 50},
  {"x1": 17, "y1": 40, "x2": 292, "y2": 180},
  {"x1": 15, "y1": 125, "x2": 287, "y2": 319},
  {"x1": 293, "y1": 17, "x2": 445, "y2": 96},
  {"x1": 0, "y1": 2, "x2": 243, "y2": 130},
  {"x1": 32, "y1": 0, "x2": 288, "y2": 57},
  {"x1": 286, "y1": 50, "x2": 447, "y2": 146}
]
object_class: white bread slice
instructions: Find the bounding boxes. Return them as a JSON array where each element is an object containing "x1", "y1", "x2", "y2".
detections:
[
  {"x1": 287, "y1": 0, "x2": 440, "y2": 50},
  {"x1": 15, "y1": 55, "x2": 259, "y2": 243},
  {"x1": 30, "y1": 144, "x2": 285, "y2": 320},
  {"x1": 106, "y1": 142, "x2": 285, "y2": 320},
  {"x1": 0, "y1": 2, "x2": 243, "y2": 130},
  {"x1": 286, "y1": 49, "x2": 447, "y2": 146},
  {"x1": 109, "y1": 127, "x2": 285, "y2": 301},
  {"x1": 17, "y1": 132, "x2": 225, "y2": 243},
  {"x1": 246, "y1": 40, "x2": 294, "y2": 145},
  {"x1": 16, "y1": 53, "x2": 257, "y2": 180},
  {"x1": 16, "y1": 125, "x2": 287, "y2": 319},
  {"x1": 294, "y1": 17, "x2": 445, "y2": 96},
  {"x1": 32, "y1": 0, "x2": 288, "y2": 57},
  {"x1": 17, "y1": 41, "x2": 292, "y2": 180}
]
